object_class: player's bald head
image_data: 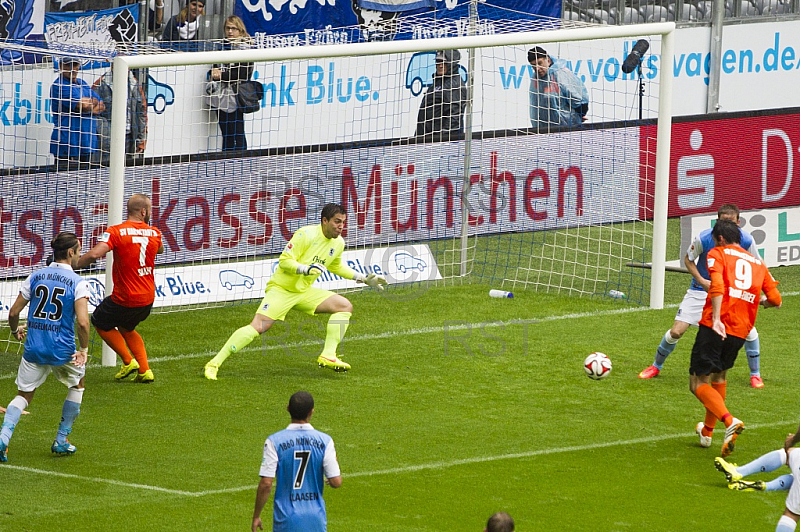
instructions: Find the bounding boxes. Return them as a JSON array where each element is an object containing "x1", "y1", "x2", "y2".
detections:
[
  {"x1": 128, "y1": 194, "x2": 151, "y2": 215},
  {"x1": 485, "y1": 512, "x2": 514, "y2": 532}
]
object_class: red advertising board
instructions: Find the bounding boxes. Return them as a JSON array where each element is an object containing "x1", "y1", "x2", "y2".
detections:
[{"x1": 642, "y1": 111, "x2": 800, "y2": 218}]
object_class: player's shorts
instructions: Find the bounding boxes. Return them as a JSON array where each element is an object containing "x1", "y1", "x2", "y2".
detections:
[
  {"x1": 689, "y1": 325, "x2": 745, "y2": 376},
  {"x1": 256, "y1": 286, "x2": 335, "y2": 322},
  {"x1": 786, "y1": 447, "x2": 800, "y2": 515},
  {"x1": 91, "y1": 297, "x2": 153, "y2": 332},
  {"x1": 674, "y1": 289, "x2": 707, "y2": 326},
  {"x1": 15, "y1": 357, "x2": 85, "y2": 392}
]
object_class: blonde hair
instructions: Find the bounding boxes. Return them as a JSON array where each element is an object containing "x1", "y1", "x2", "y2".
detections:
[
  {"x1": 177, "y1": 0, "x2": 205, "y2": 24},
  {"x1": 224, "y1": 15, "x2": 252, "y2": 45}
]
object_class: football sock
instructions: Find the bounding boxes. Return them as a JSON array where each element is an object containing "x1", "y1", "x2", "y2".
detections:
[
  {"x1": 653, "y1": 330, "x2": 678, "y2": 369},
  {"x1": 776, "y1": 515, "x2": 797, "y2": 532},
  {"x1": 321, "y1": 312, "x2": 351, "y2": 359},
  {"x1": 739, "y1": 449, "x2": 787, "y2": 477},
  {"x1": 120, "y1": 330, "x2": 149, "y2": 372},
  {"x1": 56, "y1": 388, "x2": 84, "y2": 445},
  {"x1": 703, "y1": 382, "x2": 727, "y2": 435},
  {"x1": 0, "y1": 396, "x2": 28, "y2": 446},
  {"x1": 745, "y1": 336, "x2": 760, "y2": 376},
  {"x1": 694, "y1": 383, "x2": 729, "y2": 422},
  {"x1": 766, "y1": 474, "x2": 794, "y2": 492},
  {"x1": 209, "y1": 325, "x2": 259, "y2": 367},
  {"x1": 96, "y1": 327, "x2": 133, "y2": 365}
]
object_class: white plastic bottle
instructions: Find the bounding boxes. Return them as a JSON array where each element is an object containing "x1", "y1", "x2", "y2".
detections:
[
  {"x1": 489, "y1": 290, "x2": 514, "y2": 299},
  {"x1": 608, "y1": 290, "x2": 626, "y2": 299}
]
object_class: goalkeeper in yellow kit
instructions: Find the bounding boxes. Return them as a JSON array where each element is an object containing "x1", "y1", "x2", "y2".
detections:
[{"x1": 204, "y1": 203, "x2": 387, "y2": 380}]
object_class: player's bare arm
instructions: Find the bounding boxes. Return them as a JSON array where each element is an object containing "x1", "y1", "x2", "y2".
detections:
[
  {"x1": 73, "y1": 297, "x2": 91, "y2": 367},
  {"x1": 8, "y1": 293, "x2": 29, "y2": 342},
  {"x1": 75, "y1": 241, "x2": 111, "y2": 269},
  {"x1": 684, "y1": 254, "x2": 710, "y2": 291},
  {"x1": 252, "y1": 476, "x2": 273, "y2": 532}
]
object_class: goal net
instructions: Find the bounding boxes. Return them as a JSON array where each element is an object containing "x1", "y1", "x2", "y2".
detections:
[{"x1": 0, "y1": 13, "x2": 674, "y2": 356}]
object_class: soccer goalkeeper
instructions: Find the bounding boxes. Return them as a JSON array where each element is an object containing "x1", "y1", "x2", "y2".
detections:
[{"x1": 204, "y1": 203, "x2": 387, "y2": 380}]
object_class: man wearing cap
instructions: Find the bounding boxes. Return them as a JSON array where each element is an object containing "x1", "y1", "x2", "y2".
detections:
[
  {"x1": 527, "y1": 46, "x2": 589, "y2": 132},
  {"x1": 49, "y1": 58, "x2": 105, "y2": 167},
  {"x1": 415, "y1": 49, "x2": 467, "y2": 140}
]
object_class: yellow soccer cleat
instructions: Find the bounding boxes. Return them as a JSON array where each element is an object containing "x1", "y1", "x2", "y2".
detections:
[
  {"x1": 714, "y1": 456, "x2": 743, "y2": 482},
  {"x1": 115, "y1": 359, "x2": 140, "y2": 380},
  {"x1": 317, "y1": 355, "x2": 351, "y2": 373},
  {"x1": 132, "y1": 369, "x2": 154, "y2": 383},
  {"x1": 728, "y1": 480, "x2": 766, "y2": 492},
  {"x1": 204, "y1": 363, "x2": 219, "y2": 381}
]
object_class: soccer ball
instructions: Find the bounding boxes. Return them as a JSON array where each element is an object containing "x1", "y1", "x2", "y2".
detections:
[{"x1": 584, "y1": 352, "x2": 612, "y2": 380}]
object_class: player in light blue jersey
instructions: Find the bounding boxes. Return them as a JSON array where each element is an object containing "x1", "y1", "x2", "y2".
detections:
[
  {"x1": 639, "y1": 204, "x2": 766, "y2": 388},
  {"x1": 205, "y1": 203, "x2": 387, "y2": 380},
  {"x1": 252, "y1": 391, "x2": 342, "y2": 532},
  {"x1": 0, "y1": 232, "x2": 91, "y2": 462}
]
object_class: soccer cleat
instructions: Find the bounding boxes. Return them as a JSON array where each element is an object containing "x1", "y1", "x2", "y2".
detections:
[
  {"x1": 114, "y1": 359, "x2": 140, "y2": 380},
  {"x1": 0, "y1": 440, "x2": 7, "y2": 462},
  {"x1": 696, "y1": 422, "x2": 712, "y2": 448},
  {"x1": 132, "y1": 369, "x2": 154, "y2": 383},
  {"x1": 204, "y1": 363, "x2": 218, "y2": 381},
  {"x1": 638, "y1": 365, "x2": 660, "y2": 379},
  {"x1": 317, "y1": 355, "x2": 351, "y2": 373},
  {"x1": 728, "y1": 480, "x2": 766, "y2": 492},
  {"x1": 721, "y1": 418, "x2": 745, "y2": 458},
  {"x1": 51, "y1": 440, "x2": 76, "y2": 456},
  {"x1": 750, "y1": 375, "x2": 764, "y2": 388},
  {"x1": 714, "y1": 456, "x2": 743, "y2": 482}
]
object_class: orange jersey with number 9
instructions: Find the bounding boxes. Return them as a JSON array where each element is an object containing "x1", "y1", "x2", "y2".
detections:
[
  {"x1": 700, "y1": 244, "x2": 779, "y2": 339},
  {"x1": 99, "y1": 220, "x2": 163, "y2": 307}
]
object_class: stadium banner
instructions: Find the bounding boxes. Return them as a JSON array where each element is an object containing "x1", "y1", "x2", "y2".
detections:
[
  {"x1": 236, "y1": 0, "x2": 559, "y2": 46},
  {"x1": 0, "y1": 127, "x2": 641, "y2": 278},
  {"x1": 678, "y1": 205, "x2": 800, "y2": 268},
  {"x1": 43, "y1": 3, "x2": 140, "y2": 67},
  {"x1": 0, "y1": 244, "x2": 441, "y2": 320},
  {"x1": 640, "y1": 112, "x2": 800, "y2": 219}
]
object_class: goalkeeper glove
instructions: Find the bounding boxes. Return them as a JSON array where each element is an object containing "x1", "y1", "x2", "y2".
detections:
[
  {"x1": 298, "y1": 263, "x2": 327, "y2": 276},
  {"x1": 355, "y1": 272, "x2": 387, "y2": 291}
]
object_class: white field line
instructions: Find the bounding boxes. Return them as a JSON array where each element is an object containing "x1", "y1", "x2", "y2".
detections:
[
  {"x1": 1, "y1": 420, "x2": 794, "y2": 497},
  {"x1": 1, "y1": 290, "x2": 797, "y2": 380}
]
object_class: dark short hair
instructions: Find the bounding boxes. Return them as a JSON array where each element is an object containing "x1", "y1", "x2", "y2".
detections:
[
  {"x1": 321, "y1": 203, "x2": 346, "y2": 222},
  {"x1": 486, "y1": 511, "x2": 515, "y2": 532},
  {"x1": 288, "y1": 391, "x2": 314, "y2": 420},
  {"x1": 712, "y1": 219, "x2": 740, "y2": 245},
  {"x1": 51, "y1": 232, "x2": 80, "y2": 261},
  {"x1": 527, "y1": 46, "x2": 549, "y2": 63},
  {"x1": 717, "y1": 203, "x2": 740, "y2": 220}
]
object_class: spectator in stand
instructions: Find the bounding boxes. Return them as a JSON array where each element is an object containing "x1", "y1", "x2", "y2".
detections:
[
  {"x1": 528, "y1": 46, "x2": 589, "y2": 133},
  {"x1": 162, "y1": 0, "x2": 204, "y2": 45},
  {"x1": 50, "y1": 58, "x2": 105, "y2": 168},
  {"x1": 415, "y1": 49, "x2": 467, "y2": 140},
  {"x1": 92, "y1": 67, "x2": 148, "y2": 164},
  {"x1": 209, "y1": 15, "x2": 253, "y2": 151}
]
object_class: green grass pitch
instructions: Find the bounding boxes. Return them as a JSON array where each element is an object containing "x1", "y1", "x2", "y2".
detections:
[{"x1": 0, "y1": 262, "x2": 797, "y2": 531}]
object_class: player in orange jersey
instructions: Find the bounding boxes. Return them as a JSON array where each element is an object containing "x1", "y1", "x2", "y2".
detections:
[
  {"x1": 689, "y1": 219, "x2": 781, "y2": 457},
  {"x1": 77, "y1": 194, "x2": 164, "y2": 383}
]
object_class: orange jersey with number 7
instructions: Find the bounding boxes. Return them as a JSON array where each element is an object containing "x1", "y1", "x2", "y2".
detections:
[
  {"x1": 98, "y1": 220, "x2": 163, "y2": 307},
  {"x1": 699, "y1": 244, "x2": 780, "y2": 339}
]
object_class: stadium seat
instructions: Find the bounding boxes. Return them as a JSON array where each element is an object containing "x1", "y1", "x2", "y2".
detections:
[
  {"x1": 672, "y1": 3, "x2": 700, "y2": 20},
  {"x1": 620, "y1": 6, "x2": 646, "y2": 22},
  {"x1": 696, "y1": 0, "x2": 714, "y2": 17},
  {"x1": 584, "y1": 8, "x2": 612, "y2": 23},
  {"x1": 641, "y1": 4, "x2": 670, "y2": 20}
]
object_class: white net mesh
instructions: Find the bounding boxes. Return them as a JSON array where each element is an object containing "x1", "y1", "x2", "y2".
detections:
[{"x1": 1, "y1": 14, "x2": 672, "y2": 355}]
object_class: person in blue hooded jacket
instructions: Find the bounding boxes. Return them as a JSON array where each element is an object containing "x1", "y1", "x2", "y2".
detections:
[{"x1": 528, "y1": 46, "x2": 589, "y2": 132}]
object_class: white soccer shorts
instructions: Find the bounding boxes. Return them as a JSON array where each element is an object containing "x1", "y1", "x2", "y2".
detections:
[
  {"x1": 673, "y1": 289, "x2": 707, "y2": 326},
  {"x1": 786, "y1": 447, "x2": 800, "y2": 515},
  {"x1": 15, "y1": 357, "x2": 85, "y2": 392}
]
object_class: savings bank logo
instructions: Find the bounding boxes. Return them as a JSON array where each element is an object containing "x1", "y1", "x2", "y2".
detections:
[{"x1": 0, "y1": 0, "x2": 34, "y2": 64}]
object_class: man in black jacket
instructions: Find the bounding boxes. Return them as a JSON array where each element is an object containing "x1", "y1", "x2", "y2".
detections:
[{"x1": 416, "y1": 49, "x2": 467, "y2": 140}]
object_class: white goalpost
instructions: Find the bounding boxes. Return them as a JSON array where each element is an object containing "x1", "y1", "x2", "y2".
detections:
[{"x1": 1, "y1": 17, "x2": 674, "y2": 364}]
